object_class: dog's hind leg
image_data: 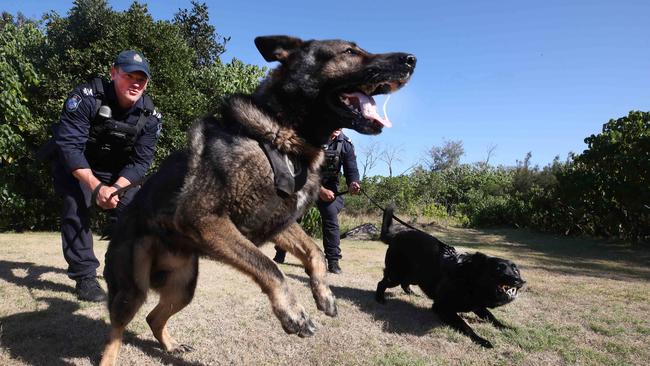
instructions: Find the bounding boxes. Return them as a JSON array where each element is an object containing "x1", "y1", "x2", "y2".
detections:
[
  {"x1": 432, "y1": 304, "x2": 493, "y2": 348},
  {"x1": 146, "y1": 251, "x2": 198, "y2": 352},
  {"x1": 272, "y1": 222, "x2": 337, "y2": 317},
  {"x1": 401, "y1": 284, "x2": 414, "y2": 294},
  {"x1": 375, "y1": 276, "x2": 399, "y2": 304},
  {"x1": 198, "y1": 217, "x2": 317, "y2": 337},
  {"x1": 474, "y1": 308, "x2": 509, "y2": 329},
  {"x1": 100, "y1": 239, "x2": 151, "y2": 366}
]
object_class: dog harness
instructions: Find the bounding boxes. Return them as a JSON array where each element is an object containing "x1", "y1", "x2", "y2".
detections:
[{"x1": 259, "y1": 141, "x2": 308, "y2": 196}]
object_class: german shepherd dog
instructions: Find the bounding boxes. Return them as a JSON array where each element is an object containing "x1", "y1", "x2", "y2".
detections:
[
  {"x1": 99, "y1": 36, "x2": 415, "y2": 365},
  {"x1": 376, "y1": 204, "x2": 525, "y2": 348}
]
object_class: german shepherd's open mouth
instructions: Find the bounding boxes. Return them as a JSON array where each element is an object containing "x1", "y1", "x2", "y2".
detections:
[{"x1": 331, "y1": 50, "x2": 416, "y2": 134}]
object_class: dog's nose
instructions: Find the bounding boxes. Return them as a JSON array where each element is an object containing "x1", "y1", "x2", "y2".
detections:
[{"x1": 403, "y1": 54, "x2": 417, "y2": 68}]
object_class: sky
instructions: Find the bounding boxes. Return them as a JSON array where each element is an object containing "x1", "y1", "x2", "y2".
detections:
[{"x1": 5, "y1": 0, "x2": 650, "y2": 176}]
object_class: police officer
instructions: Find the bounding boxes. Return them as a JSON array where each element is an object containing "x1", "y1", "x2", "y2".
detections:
[
  {"x1": 50, "y1": 50, "x2": 162, "y2": 302},
  {"x1": 273, "y1": 129, "x2": 360, "y2": 274}
]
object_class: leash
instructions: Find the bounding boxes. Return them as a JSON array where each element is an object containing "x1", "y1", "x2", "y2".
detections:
[
  {"x1": 358, "y1": 189, "x2": 424, "y2": 233},
  {"x1": 109, "y1": 175, "x2": 150, "y2": 199}
]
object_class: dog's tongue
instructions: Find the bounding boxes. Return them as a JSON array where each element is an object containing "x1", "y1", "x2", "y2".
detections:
[{"x1": 343, "y1": 92, "x2": 392, "y2": 128}]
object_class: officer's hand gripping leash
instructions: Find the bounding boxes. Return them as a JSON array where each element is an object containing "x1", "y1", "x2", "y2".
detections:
[{"x1": 108, "y1": 175, "x2": 149, "y2": 199}]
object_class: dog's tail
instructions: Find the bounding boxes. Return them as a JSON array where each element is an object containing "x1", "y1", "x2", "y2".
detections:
[{"x1": 380, "y1": 202, "x2": 396, "y2": 244}]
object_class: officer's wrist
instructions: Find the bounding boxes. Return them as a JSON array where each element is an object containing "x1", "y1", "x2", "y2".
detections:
[{"x1": 112, "y1": 183, "x2": 123, "y2": 190}]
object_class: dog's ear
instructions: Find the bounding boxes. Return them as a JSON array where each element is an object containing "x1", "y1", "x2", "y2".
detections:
[{"x1": 255, "y1": 36, "x2": 304, "y2": 63}]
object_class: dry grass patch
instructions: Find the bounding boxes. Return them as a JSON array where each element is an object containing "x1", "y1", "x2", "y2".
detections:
[{"x1": 1, "y1": 229, "x2": 649, "y2": 365}]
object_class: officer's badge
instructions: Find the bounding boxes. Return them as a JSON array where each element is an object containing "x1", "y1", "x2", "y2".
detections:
[
  {"x1": 65, "y1": 94, "x2": 82, "y2": 112},
  {"x1": 134, "y1": 54, "x2": 143, "y2": 62}
]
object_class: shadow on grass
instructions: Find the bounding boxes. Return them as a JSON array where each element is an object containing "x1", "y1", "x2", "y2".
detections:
[
  {"x1": 286, "y1": 273, "x2": 440, "y2": 336},
  {"x1": 437, "y1": 228, "x2": 650, "y2": 281},
  {"x1": 0, "y1": 260, "x2": 72, "y2": 294},
  {"x1": 0, "y1": 261, "x2": 206, "y2": 366}
]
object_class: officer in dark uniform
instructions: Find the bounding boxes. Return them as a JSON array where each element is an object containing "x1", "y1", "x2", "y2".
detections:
[
  {"x1": 273, "y1": 129, "x2": 360, "y2": 274},
  {"x1": 50, "y1": 50, "x2": 162, "y2": 302}
]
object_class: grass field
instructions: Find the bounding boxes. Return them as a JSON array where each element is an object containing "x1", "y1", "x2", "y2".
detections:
[{"x1": 1, "y1": 227, "x2": 649, "y2": 365}]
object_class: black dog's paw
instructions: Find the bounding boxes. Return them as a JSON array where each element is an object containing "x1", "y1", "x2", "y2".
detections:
[
  {"x1": 401, "y1": 284, "x2": 414, "y2": 295},
  {"x1": 473, "y1": 337, "x2": 493, "y2": 348}
]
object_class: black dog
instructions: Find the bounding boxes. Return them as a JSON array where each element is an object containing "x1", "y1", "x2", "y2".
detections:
[{"x1": 375, "y1": 204, "x2": 525, "y2": 348}]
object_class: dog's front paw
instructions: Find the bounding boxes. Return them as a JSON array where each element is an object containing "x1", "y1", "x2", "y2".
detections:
[
  {"x1": 473, "y1": 337, "x2": 493, "y2": 348},
  {"x1": 278, "y1": 306, "x2": 317, "y2": 337},
  {"x1": 315, "y1": 291, "x2": 338, "y2": 317}
]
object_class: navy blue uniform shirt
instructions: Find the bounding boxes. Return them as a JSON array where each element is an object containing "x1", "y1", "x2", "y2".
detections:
[
  {"x1": 53, "y1": 80, "x2": 162, "y2": 182},
  {"x1": 321, "y1": 132, "x2": 360, "y2": 192}
]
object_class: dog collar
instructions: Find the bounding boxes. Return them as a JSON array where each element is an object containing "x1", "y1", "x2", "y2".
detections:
[{"x1": 259, "y1": 141, "x2": 308, "y2": 196}]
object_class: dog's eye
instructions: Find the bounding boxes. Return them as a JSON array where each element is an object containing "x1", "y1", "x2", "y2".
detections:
[{"x1": 343, "y1": 48, "x2": 358, "y2": 55}]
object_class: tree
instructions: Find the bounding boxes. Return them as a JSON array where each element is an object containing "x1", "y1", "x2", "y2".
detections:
[
  {"x1": 571, "y1": 111, "x2": 650, "y2": 242},
  {"x1": 173, "y1": 1, "x2": 229, "y2": 67},
  {"x1": 426, "y1": 139, "x2": 464, "y2": 171},
  {"x1": 358, "y1": 141, "x2": 381, "y2": 179},
  {"x1": 380, "y1": 145, "x2": 403, "y2": 177}
]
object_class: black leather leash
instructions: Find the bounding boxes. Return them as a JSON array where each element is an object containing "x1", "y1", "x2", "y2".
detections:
[
  {"x1": 358, "y1": 189, "x2": 423, "y2": 233},
  {"x1": 109, "y1": 175, "x2": 150, "y2": 199}
]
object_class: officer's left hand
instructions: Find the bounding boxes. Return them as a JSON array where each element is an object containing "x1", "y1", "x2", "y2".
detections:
[
  {"x1": 349, "y1": 181, "x2": 361, "y2": 195},
  {"x1": 96, "y1": 185, "x2": 120, "y2": 209}
]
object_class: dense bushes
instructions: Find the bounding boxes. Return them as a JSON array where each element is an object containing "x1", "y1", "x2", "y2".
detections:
[
  {"x1": 0, "y1": 2, "x2": 264, "y2": 231},
  {"x1": 345, "y1": 112, "x2": 649, "y2": 244}
]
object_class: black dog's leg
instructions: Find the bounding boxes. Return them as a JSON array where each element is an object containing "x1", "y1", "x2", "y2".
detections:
[
  {"x1": 433, "y1": 304, "x2": 493, "y2": 348},
  {"x1": 474, "y1": 308, "x2": 509, "y2": 329},
  {"x1": 375, "y1": 277, "x2": 399, "y2": 304},
  {"x1": 401, "y1": 284, "x2": 414, "y2": 294}
]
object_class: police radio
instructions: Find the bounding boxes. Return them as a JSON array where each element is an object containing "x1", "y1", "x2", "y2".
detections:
[{"x1": 98, "y1": 105, "x2": 112, "y2": 119}]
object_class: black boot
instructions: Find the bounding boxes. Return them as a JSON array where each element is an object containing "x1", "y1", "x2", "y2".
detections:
[
  {"x1": 273, "y1": 249, "x2": 286, "y2": 264},
  {"x1": 75, "y1": 277, "x2": 106, "y2": 302},
  {"x1": 328, "y1": 260, "x2": 342, "y2": 274}
]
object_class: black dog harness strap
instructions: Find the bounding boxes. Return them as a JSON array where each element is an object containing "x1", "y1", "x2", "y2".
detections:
[{"x1": 259, "y1": 141, "x2": 308, "y2": 196}]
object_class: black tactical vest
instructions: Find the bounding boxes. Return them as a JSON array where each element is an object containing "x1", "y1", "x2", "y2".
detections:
[
  {"x1": 85, "y1": 78, "x2": 154, "y2": 165},
  {"x1": 321, "y1": 140, "x2": 343, "y2": 180}
]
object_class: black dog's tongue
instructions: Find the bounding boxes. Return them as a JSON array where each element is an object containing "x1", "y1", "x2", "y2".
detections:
[{"x1": 340, "y1": 92, "x2": 392, "y2": 127}]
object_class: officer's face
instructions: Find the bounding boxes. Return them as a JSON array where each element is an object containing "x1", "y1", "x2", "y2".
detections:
[{"x1": 110, "y1": 67, "x2": 149, "y2": 108}]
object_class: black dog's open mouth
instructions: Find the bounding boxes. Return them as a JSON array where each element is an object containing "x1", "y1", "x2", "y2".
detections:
[
  {"x1": 498, "y1": 284, "x2": 519, "y2": 299},
  {"x1": 497, "y1": 279, "x2": 526, "y2": 301}
]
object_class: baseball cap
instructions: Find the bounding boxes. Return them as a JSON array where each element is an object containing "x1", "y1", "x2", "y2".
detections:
[{"x1": 114, "y1": 50, "x2": 151, "y2": 79}]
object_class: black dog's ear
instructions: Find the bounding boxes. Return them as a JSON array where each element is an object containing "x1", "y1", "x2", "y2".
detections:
[{"x1": 255, "y1": 35, "x2": 304, "y2": 63}]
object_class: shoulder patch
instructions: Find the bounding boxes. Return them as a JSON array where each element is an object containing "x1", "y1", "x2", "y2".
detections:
[
  {"x1": 82, "y1": 87, "x2": 93, "y2": 96},
  {"x1": 65, "y1": 94, "x2": 83, "y2": 112}
]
